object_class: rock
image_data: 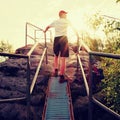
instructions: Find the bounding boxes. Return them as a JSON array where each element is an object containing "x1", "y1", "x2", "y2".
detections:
[
  {"x1": 73, "y1": 96, "x2": 89, "y2": 120},
  {"x1": 0, "y1": 43, "x2": 106, "y2": 120}
]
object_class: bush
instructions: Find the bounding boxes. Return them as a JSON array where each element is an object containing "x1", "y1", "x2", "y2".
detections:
[
  {"x1": 0, "y1": 40, "x2": 13, "y2": 62},
  {"x1": 0, "y1": 40, "x2": 13, "y2": 53},
  {"x1": 101, "y1": 58, "x2": 120, "y2": 114}
]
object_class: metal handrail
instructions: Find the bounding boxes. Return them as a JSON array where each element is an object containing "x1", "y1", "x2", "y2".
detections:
[
  {"x1": 76, "y1": 38, "x2": 91, "y2": 96},
  {"x1": 77, "y1": 39, "x2": 92, "y2": 120},
  {"x1": 77, "y1": 54, "x2": 89, "y2": 96},
  {"x1": 102, "y1": 15, "x2": 120, "y2": 21},
  {"x1": 89, "y1": 51, "x2": 120, "y2": 59},
  {"x1": 0, "y1": 42, "x2": 42, "y2": 100},
  {"x1": 0, "y1": 97, "x2": 26, "y2": 103},
  {"x1": 0, "y1": 52, "x2": 28, "y2": 58},
  {"x1": 93, "y1": 97, "x2": 120, "y2": 119},
  {"x1": 27, "y1": 42, "x2": 39, "y2": 56},
  {"x1": 25, "y1": 23, "x2": 48, "y2": 120},
  {"x1": 0, "y1": 42, "x2": 46, "y2": 120},
  {"x1": 67, "y1": 82, "x2": 75, "y2": 120},
  {"x1": 89, "y1": 51, "x2": 120, "y2": 119},
  {"x1": 25, "y1": 22, "x2": 48, "y2": 64},
  {"x1": 30, "y1": 47, "x2": 47, "y2": 94},
  {"x1": 26, "y1": 22, "x2": 44, "y2": 31},
  {"x1": 77, "y1": 38, "x2": 120, "y2": 119},
  {"x1": 0, "y1": 53, "x2": 29, "y2": 103},
  {"x1": 0, "y1": 22, "x2": 48, "y2": 120},
  {"x1": 25, "y1": 22, "x2": 44, "y2": 45}
]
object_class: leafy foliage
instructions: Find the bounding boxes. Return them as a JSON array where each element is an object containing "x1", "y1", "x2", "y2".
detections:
[
  {"x1": 0, "y1": 40, "x2": 13, "y2": 62},
  {"x1": 101, "y1": 58, "x2": 120, "y2": 114},
  {"x1": 85, "y1": 12, "x2": 120, "y2": 114},
  {"x1": 102, "y1": 19, "x2": 120, "y2": 53},
  {"x1": 100, "y1": 18, "x2": 120, "y2": 114},
  {"x1": 85, "y1": 12, "x2": 103, "y2": 31},
  {"x1": 116, "y1": 0, "x2": 120, "y2": 3},
  {"x1": 84, "y1": 13, "x2": 105, "y2": 52},
  {"x1": 0, "y1": 40, "x2": 13, "y2": 53}
]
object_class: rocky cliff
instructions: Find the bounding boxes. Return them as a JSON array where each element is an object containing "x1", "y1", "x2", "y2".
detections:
[{"x1": 0, "y1": 43, "x2": 115, "y2": 120}]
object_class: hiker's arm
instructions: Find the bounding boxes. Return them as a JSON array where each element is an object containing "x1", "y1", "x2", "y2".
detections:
[{"x1": 44, "y1": 26, "x2": 51, "y2": 33}]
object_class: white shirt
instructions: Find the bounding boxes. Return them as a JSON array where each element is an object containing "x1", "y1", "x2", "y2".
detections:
[{"x1": 49, "y1": 18, "x2": 71, "y2": 37}]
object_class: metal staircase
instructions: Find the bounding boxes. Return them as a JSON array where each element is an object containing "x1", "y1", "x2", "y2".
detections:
[{"x1": 42, "y1": 77, "x2": 74, "y2": 120}]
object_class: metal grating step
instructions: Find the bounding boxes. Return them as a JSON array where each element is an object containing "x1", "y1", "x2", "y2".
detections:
[{"x1": 44, "y1": 77, "x2": 71, "y2": 120}]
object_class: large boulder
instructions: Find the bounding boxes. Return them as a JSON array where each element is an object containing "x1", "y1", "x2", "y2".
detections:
[
  {"x1": 0, "y1": 44, "x2": 51, "y2": 120},
  {"x1": 0, "y1": 43, "x2": 106, "y2": 120}
]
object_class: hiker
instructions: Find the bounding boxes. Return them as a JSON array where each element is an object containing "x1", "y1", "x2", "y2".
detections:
[{"x1": 44, "y1": 10, "x2": 79, "y2": 82}]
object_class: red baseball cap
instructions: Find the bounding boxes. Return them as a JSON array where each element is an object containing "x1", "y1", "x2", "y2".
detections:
[{"x1": 59, "y1": 10, "x2": 67, "y2": 16}]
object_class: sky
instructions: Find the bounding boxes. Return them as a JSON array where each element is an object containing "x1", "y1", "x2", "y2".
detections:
[{"x1": 0, "y1": 0, "x2": 120, "y2": 50}]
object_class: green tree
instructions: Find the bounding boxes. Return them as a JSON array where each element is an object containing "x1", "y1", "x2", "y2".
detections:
[
  {"x1": 0, "y1": 40, "x2": 13, "y2": 62},
  {"x1": 85, "y1": 12, "x2": 120, "y2": 114},
  {"x1": 86, "y1": 12, "x2": 103, "y2": 31},
  {"x1": 102, "y1": 18, "x2": 120, "y2": 53},
  {"x1": 116, "y1": 0, "x2": 120, "y2": 3},
  {"x1": 101, "y1": 58, "x2": 120, "y2": 114},
  {"x1": 84, "y1": 12, "x2": 104, "y2": 52},
  {"x1": 0, "y1": 40, "x2": 13, "y2": 53},
  {"x1": 100, "y1": 18, "x2": 120, "y2": 114}
]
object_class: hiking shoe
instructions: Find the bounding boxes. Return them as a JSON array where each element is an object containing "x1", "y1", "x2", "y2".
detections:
[
  {"x1": 59, "y1": 75, "x2": 67, "y2": 83},
  {"x1": 54, "y1": 69, "x2": 58, "y2": 77}
]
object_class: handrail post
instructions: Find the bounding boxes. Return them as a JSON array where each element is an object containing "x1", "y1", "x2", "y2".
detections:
[
  {"x1": 25, "y1": 23, "x2": 27, "y2": 46},
  {"x1": 50, "y1": 31, "x2": 53, "y2": 43},
  {"x1": 44, "y1": 32, "x2": 48, "y2": 64},
  {"x1": 76, "y1": 36, "x2": 80, "y2": 76},
  {"x1": 27, "y1": 57, "x2": 31, "y2": 120},
  {"x1": 88, "y1": 53, "x2": 93, "y2": 120},
  {"x1": 76, "y1": 55, "x2": 79, "y2": 78},
  {"x1": 34, "y1": 30, "x2": 37, "y2": 42}
]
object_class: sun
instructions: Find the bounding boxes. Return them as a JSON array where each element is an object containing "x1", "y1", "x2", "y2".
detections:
[
  {"x1": 67, "y1": 10, "x2": 87, "y2": 43},
  {"x1": 68, "y1": 13, "x2": 85, "y2": 29}
]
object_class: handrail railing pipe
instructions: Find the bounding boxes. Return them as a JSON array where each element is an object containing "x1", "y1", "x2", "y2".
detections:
[
  {"x1": 25, "y1": 22, "x2": 44, "y2": 46},
  {"x1": 25, "y1": 23, "x2": 27, "y2": 46},
  {"x1": 0, "y1": 52, "x2": 31, "y2": 120},
  {"x1": 0, "y1": 22, "x2": 49, "y2": 120},
  {"x1": 77, "y1": 54, "x2": 89, "y2": 96},
  {"x1": 26, "y1": 56, "x2": 31, "y2": 120},
  {"x1": 93, "y1": 97, "x2": 120, "y2": 119},
  {"x1": 76, "y1": 38, "x2": 92, "y2": 120},
  {"x1": 44, "y1": 32, "x2": 48, "y2": 64},
  {"x1": 34, "y1": 30, "x2": 36, "y2": 42},
  {"x1": 0, "y1": 53, "x2": 28, "y2": 104},
  {"x1": 89, "y1": 51, "x2": 120, "y2": 59},
  {"x1": 102, "y1": 15, "x2": 120, "y2": 21},
  {"x1": 78, "y1": 38, "x2": 120, "y2": 120},
  {"x1": 27, "y1": 42, "x2": 38, "y2": 56},
  {"x1": 88, "y1": 54, "x2": 93, "y2": 120},
  {"x1": 30, "y1": 48, "x2": 47, "y2": 94},
  {"x1": 89, "y1": 51, "x2": 120, "y2": 119}
]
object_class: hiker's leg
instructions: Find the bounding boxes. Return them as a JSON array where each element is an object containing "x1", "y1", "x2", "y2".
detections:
[
  {"x1": 54, "y1": 55, "x2": 59, "y2": 70},
  {"x1": 59, "y1": 57, "x2": 66, "y2": 75}
]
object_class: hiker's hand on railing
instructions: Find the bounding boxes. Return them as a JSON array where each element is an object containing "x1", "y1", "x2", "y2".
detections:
[
  {"x1": 44, "y1": 26, "x2": 50, "y2": 33},
  {"x1": 44, "y1": 29, "x2": 47, "y2": 33}
]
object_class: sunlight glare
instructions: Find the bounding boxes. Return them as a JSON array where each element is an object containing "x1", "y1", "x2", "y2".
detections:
[{"x1": 67, "y1": 9, "x2": 87, "y2": 43}]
